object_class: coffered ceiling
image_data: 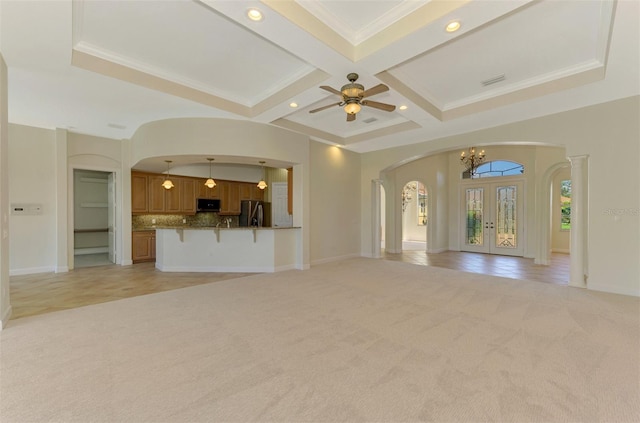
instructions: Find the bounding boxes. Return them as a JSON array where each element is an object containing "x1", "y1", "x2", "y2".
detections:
[{"x1": 1, "y1": 0, "x2": 638, "y2": 153}]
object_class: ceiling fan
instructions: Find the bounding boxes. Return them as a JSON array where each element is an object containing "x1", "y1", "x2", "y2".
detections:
[{"x1": 309, "y1": 73, "x2": 396, "y2": 122}]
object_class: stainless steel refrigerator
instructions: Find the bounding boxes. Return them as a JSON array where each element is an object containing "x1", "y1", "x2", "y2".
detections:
[{"x1": 239, "y1": 200, "x2": 271, "y2": 227}]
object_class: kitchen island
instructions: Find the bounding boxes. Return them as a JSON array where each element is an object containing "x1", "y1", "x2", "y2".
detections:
[{"x1": 154, "y1": 227, "x2": 301, "y2": 273}]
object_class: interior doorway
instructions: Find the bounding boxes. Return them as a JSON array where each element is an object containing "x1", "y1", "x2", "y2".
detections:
[
  {"x1": 271, "y1": 182, "x2": 292, "y2": 227},
  {"x1": 73, "y1": 169, "x2": 116, "y2": 268}
]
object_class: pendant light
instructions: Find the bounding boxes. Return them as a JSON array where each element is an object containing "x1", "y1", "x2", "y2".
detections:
[
  {"x1": 161, "y1": 160, "x2": 174, "y2": 190},
  {"x1": 204, "y1": 158, "x2": 216, "y2": 188},
  {"x1": 257, "y1": 161, "x2": 268, "y2": 190}
]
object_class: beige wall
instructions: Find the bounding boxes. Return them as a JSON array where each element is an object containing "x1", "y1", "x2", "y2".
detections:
[
  {"x1": 362, "y1": 96, "x2": 640, "y2": 296},
  {"x1": 0, "y1": 54, "x2": 9, "y2": 328},
  {"x1": 8, "y1": 124, "x2": 57, "y2": 274},
  {"x1": 8, "y1": 125, "x2": 128, "y2": 273},
  {"x1": 309, "y1": 142, "x2": 361, "y2": 263},
  {"x1": 384, "y1": 154, "x2": 449, "y2": 253}
]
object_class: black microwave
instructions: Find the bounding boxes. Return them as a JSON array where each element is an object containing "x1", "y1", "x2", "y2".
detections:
[{"x1": 196, "y1": 198, "x2": 221, "y2": 212}]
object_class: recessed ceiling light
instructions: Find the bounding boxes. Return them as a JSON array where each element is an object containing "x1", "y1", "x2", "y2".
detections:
[
  {"x1": 399, "y1": 105, "x2": 408, "y2": 111},
  {"x1": 289, "y1": 102, "x2": 298, "y2": 108},
  {"x1": 247, "y1": 8, "x2": 263, "y2": 21},
  {"x1": 445, "y1": 21, "x2": 461, "y2": 33}
]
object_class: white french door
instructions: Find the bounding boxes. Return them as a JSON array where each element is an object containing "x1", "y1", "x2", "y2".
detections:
[{"x1": 460, "y1": 179, "x2": 524, "y2": 256}]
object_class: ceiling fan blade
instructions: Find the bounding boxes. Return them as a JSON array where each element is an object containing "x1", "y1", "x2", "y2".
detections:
[
  {"x1": 309, "y1": 102, "x2": 341, "y2": 113},
  {"x1": 346, "y1": 113, "x2": 356, "y2": 122},
  {"x1": 361, "y1": 84, "x2": 389, "y2": 98},
  {"x1": 361, "y1": 100, "x2": 396, "y2": 112},
  {"x1": 320, "y1": 86, "x2": 343, "y2": 97}
]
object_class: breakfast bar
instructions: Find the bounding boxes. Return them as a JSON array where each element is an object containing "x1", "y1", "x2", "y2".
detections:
[{"x1": 154, "y1": 227, "x2": 301, "y2": 273}]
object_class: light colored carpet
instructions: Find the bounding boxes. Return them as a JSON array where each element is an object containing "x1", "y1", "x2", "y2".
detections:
[{"x1": 1, "y1": 258, "x2": 638, "y2": 422}]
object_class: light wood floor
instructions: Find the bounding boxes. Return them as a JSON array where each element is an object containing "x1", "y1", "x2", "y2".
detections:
[
  {"x1": 384, "y1": 250, "x2": 570, "y2": 285},
  {"x1": 10, "y1": 252, "x2": 569, "y2": 320}
]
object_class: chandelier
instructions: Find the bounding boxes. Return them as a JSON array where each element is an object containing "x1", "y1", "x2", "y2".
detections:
[{"x1": 460, "y1": 147, "x2": 486, "y2": 176}]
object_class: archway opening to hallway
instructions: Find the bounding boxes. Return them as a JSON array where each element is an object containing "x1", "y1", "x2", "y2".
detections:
[
  {"x1": 377, "y1": 144, "x2": 574, "y2": 286},
  {"x1": 401, "y1": 181, "x2": 427, "y2": 251}
]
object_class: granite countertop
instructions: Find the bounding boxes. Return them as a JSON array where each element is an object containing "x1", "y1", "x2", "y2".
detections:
[{"x1": 133, "y1": 226, "x2": 300, "y2": 231}]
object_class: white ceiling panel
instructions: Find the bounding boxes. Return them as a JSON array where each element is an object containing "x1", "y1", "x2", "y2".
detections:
[
  {"x1": 389, "y1": 0, "x2": 607, "y2": 109},
  {"x1": 76, "y1": 0, "x2": 315, "y2": 105}
]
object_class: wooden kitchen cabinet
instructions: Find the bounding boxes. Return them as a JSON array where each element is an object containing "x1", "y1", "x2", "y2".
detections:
[
  {"x1": 181, "y1": 178, "x2": 196, "y2": 214},
  {"x1": 198, "y1": 178, "x2": 220, "y2": 199},
  {"x1": 250, "y1": 184, "x2": 264, "y2": 201},
  {"x1": 239, "y1": 183, "x2": 252, "y2": 201},
  {"x1": 132, "y1": 230, "x2": 155, "y2": 263},
  {"x1": 165, "y1": 177, "x2": 182, "y2": 213},
  {"x1": 219, "y1": 181, "x2": 241, "y2": 215},
  {"x1": 132, "y1": 171, "x2": 254, "y2": 215},
  {"x1": 287, "y1": 167, "x2": 293, "y2": 215},
  {"x1": 148, "y1": 175, "x2": 167, "y2": 213},
  {"x1": 131, "y1": 172, "x2": 148, "y2": 214}
]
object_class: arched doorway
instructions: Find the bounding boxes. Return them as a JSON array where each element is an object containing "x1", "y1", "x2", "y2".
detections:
[{"x1": 401, "y1": 181, "x2": 427, "y2": 251}]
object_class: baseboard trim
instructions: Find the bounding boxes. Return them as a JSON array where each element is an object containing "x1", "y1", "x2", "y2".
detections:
[
  {"x1": 311, "y1": 253, "x2": 360, "y2": 266},
  {"x1": 155, "y1": 263, "x2": 271, "y2": 273},
  {"x1": 551, "y1": 249, "x2": 570, "y2": 254},
  {"x1": 0, "y1": 305, "x2": 13, "y2": 330},
  {"x1": 74, "y1": 247, "x2": 108, "y2": 255},
  {"x1": 10, "y1": 266, "x2": 55, "y2": 276},
  {"x1": 588, "y1": 283, "x2": 640, "y2": 297},
  {"x1": 55, "y1": 266, "x2": 69, "y2": 273},
  {"x1": 426, "y1": 247, "x2": 448, "y2": 253},
  {"x1": 120, "y1": 260, "x2": 133, "y2": 266}
]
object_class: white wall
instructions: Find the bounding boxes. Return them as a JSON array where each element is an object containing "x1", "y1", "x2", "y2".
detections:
[
  {"x1": 309, "y1": 142, "x2": 361, "y2": 264},
  {"x1": 361, "y1": 97, "x2": 640, "y2": 296},
  {"x1": 8, "y1": 124, "x2": 57, "y2": 274}
]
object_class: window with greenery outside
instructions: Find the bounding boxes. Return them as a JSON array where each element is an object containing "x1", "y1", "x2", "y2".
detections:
[{"x1": 561, "y1": 180, "x2": 571, "y2": 231}]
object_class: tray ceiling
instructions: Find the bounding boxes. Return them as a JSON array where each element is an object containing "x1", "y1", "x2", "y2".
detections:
[{"x1": 1, "y1": 0, "x2": 638, "y2": 153}]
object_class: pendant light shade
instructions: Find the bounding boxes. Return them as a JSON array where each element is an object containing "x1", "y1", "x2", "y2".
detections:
[
  {"x1": 257, "y1": 161, "x2": 268, "y2": 190},
  {"x1": 204, "y1": 158, "x2": 216, "y2": 188},
  {"x1": 162, "y1": 160, "x2": 174, "y2": 190}
]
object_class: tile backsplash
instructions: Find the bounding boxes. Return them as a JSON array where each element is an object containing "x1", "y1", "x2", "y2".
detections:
[{"x1": 132, "y1": 213, "x2": 238, "y2": 229}]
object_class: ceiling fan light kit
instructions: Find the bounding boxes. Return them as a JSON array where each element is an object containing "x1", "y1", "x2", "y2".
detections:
[{"x1": 310, "y1": 73, "x2": 396, "y2": 122}]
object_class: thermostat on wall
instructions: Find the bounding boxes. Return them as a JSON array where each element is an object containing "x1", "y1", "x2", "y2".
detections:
[{"x1": 11, "y1": 203, "x2": 43, "y2": 215}]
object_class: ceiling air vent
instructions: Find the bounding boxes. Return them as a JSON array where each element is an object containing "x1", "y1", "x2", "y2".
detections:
[
  {"x1": 481, "y1": 74, "x2": 506, "y2": 87},
  {"x1": 363, "y1": 117, "x2": 378, "y2": 124}
]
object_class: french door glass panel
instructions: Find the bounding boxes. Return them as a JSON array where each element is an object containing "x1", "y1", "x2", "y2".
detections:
[
  {"x1": 496, "y1": 185, "x2": 517, "y2": 249},
  {"x1": 461, "y1": 181, "x2": 524, "y2": 256},
  {"x1": 465, "y1": 188, "x2": 484, "y2": 246}
]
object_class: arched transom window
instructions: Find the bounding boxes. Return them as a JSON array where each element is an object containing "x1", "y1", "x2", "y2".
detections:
[{"x1": 463, "y1": 160, "x2": 524, "y2": 179}]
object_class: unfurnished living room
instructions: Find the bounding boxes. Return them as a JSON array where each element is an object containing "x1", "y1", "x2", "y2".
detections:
[{"x1": 0, "y1": 1, "x2": 638, "y2": 422}]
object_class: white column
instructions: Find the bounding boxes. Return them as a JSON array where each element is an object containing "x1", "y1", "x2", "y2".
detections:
[
  {"x1": 569, "y1": 155, "x2": 588, "y2": 288},
  {"x1": 371, "y1": 179, "x2": 382, "y2": 258}
]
